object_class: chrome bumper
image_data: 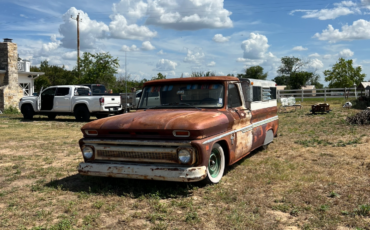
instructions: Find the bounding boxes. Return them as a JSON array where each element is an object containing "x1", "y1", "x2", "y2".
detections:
[{"x1": 78, "y1": 162, "x2": 207, "y2": 182}]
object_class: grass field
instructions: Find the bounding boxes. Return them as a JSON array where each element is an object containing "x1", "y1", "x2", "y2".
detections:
[{"x1": 0, "y1": 100, "x2": 370, "y2": 230}]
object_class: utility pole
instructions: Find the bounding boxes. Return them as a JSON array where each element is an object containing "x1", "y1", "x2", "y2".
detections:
[
  {"x1": 125, "y1": 51, "x2": 127, "y2": 113},
  {"x1": 71, "y1": 13, "x2": 82, "y2": 78}
]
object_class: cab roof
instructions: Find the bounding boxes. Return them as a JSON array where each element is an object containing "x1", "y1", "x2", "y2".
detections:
[{"x1": 144, "y1": 76, "x2": 240, "y2": 86}]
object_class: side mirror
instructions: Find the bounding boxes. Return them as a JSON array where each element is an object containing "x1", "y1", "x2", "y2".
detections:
[{"x1": 75, "y1": 92, "x2": 79, "y2": 96}]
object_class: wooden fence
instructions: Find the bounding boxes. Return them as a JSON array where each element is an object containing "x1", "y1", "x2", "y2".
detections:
[{"x1": 277, "y1": 87, "x2": 359, "y2": 102}]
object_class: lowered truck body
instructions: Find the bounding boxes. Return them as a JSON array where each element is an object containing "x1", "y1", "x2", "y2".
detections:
[{"x1": 78, "y1": 77, "x2": 279, "y2": 183}]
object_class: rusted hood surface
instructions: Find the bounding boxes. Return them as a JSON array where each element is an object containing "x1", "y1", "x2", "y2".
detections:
[{"x1": 82, "y1": 109, "x2": 230, "y2": 134}]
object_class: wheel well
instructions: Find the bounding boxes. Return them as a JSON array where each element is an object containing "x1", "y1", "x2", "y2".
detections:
[
  {"x1": 21, "y1": 103, "x2": 33, "y2": 112},
  {"x1": 74, "y1": 104, "x2": 88, "y2": 112},
  {"x1": 216, "y1": 140, "x2": 230, "y2": 166}
]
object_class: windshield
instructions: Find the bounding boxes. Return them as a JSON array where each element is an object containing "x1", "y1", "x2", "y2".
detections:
[
  {"x1": 138, "y1": 83, "x2": 225, "y2": 109},
  {"x1": 91, "y1": 85, "x2": 106, "y2": 94}
]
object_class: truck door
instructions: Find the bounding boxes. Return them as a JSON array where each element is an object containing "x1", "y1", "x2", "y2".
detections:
[
  {"x1": 37, "y1": 87, "x2": 43, "y2": 111},
  {"x1": 54, "y1": 87, "x2": 71, "y2": 112},
  {"x1": 40, "y1": 87, "x2": 56, "y2": 111},
  {"x1": 227, "y1": 83, "x2": 253, "y2": 161}
]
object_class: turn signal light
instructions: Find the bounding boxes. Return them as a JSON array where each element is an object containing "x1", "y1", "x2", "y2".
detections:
[
  {"x1": 85, "y1": 130, "x2": 98, "y2": 136},
  {"x1": 173, "y1": 130, "x2": 190, "y2": 137},
  {"x1": 99, "y1": 97, "x2": 104, "y2": 104}
]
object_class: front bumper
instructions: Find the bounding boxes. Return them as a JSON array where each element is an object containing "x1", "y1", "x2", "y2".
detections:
[{"x1": 78, "y1": 162, "x2": 207, "y2": 182}]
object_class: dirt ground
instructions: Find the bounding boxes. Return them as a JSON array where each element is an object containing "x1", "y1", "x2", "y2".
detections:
[{"x1": 0, "y1": 101, "x2": 369, "y2": 230}]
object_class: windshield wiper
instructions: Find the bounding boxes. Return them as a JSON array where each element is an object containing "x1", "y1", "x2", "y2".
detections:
[{"x1": 176, "y1": 103, "x2": 201, "y2": 110}]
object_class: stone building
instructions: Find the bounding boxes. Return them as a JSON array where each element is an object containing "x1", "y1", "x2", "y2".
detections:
[{"x1": 0, "y1": 39, "x2": 44, "y2": 112}]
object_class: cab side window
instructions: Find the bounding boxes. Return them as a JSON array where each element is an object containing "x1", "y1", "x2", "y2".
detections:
[
  {"x1": 228, "y1": 84, "x2": 242, "y2": 108},
  {"x1": 55, "y1": 87, "x2": 70, "y2": 96},
  {"x1": 42, "y1": 88, "x2": 56, "y2": 96},
  {"x1": 76, "y1": 88, "x2": 90, "y2": 96}
]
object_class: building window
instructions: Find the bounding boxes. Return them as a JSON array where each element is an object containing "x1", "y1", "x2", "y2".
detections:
[{"x1": 19, "y1": 83, "x2": 30, "y2": 96}]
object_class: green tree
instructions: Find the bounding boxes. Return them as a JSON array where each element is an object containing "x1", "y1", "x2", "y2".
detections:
[
  {"x1": 31, "y1": 60, "x2": 77, "y2": 92},
  {"x1": 191, "y1": 71, "x2": 215, "y2": 77},
  {"x1": 324, "y1": 58, "x2": 366, "y2": 88},
  {"x1": 273, "y1": 56, "x2": 323, "y2": 89},
  {"x1": 151, "y1": 72, "x2": 166, "y2": 80},
  {"x1": 237, "y1": 65, "x2": 268, "y2": 79},
  {"x1": 78, "y1": 52, "x2": 119, "y2": 88}
]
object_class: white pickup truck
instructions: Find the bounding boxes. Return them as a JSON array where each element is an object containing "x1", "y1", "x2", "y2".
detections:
[{"x1": 19, "y1": 85, "x2": 123, "y2": 121}]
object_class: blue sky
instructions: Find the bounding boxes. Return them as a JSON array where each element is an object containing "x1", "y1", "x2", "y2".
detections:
[{"x1": 1, "y1": 0, "x2": 370, "y2": 85}]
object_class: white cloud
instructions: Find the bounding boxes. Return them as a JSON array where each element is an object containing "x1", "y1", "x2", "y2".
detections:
[
  {"x1": 292, "y1": 46, "x2": 308, "y2": 51},
  {"x1": 62, "y1": 51, "x2": 78, "y2": 60},
  {"x1": 182, "y1": 72, "x2": 191, "y2": 77},
  {"x1": 241, "y1": 33, "x2": 270, "y2": 59},
  {"x1": 121, "y1": 45, "x2": 140, "y2": 52},
  {"x1": 109, "y1": 14, "x2": 157, "y2": 40},
  {"x1": 59, "y1": 7, "x2": 109, "y2": 49},
  {"x1": 207, "y1": 61, "x2": 216, "y2": 67},
  {"x1": 362, "y1": 0, "x2": 370, "y2": 10},
  {"x1": 314, "y1": 19, "x2": 370, "y2": 42},
  {"x1": 141, "y1": 41, "x2": 156, "y2": 51},
  {"x1": 236, "y1": 58, "x2": 247, "y2": 62},
  {"x1": 112, "y1": 0, "x2": 148, "y2": 23},
  {"x1": 20, "y1": 14, "x2": 28, "y2": 18},
  {"x1": 38, "y1": 35, "x2": 61, "y2": 56},
  {"x1": 290, "y1": 1, "x2": 360, "y2": 20},
  {"x1": 323, "y1": 54, "x2": 332, "y2": 59},
  {"x1": 183, "y1": 48, "x2": 205, "y2": 64},
  {"x1": 309, "y1": 53, "x2": 320, "y2": 57},
  {"x1": 155, "y1": 59, "x2": 178, "y2": 71},
  {"x1": 213, "y1": 34, "x2": 230, "y2": 43},
  {"x1": 145, "y1": 0, "x2": 233, "y2": 30},
  {"x1": 339, "y1": 48, "x2": 354, "y2": 58},
  {"x1": 157, "y1": 50, "x2": 165, "y2": 55},
  {"x1": 307, "y1": 58, "x2": 324, "y2": 69}
]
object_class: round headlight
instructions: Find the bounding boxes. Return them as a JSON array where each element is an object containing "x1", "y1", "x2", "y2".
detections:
[
  {"x1": 83, "y1": 146, "x2": 94, "y2": 159},
  {"x1": 178, "y1": 149, "x2": 191, "y2": 164}
]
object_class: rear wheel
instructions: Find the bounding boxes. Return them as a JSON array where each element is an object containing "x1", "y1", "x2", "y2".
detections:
[
  {"x1": 47, "y1": 114, "x2": 56, "y2": 120},
  {"x1": 96, "y1": 114, "x2": 108, "y2": 119},
  {"x1": 21, "y1": 104, "x2": 34, "y2": 120},
  {"x1": 204, "y1": 143, "x2": 225, "y2": 184},
  {"x1": 74, "y1": 105, "x2": 90, "y2": 122}
]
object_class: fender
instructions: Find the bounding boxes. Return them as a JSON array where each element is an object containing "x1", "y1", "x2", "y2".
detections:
[
  {"x1": 19, "y1": 99, "x2": 38, "y2": 112},
  {"x1": 73, "y1": 101, "x2": 91, "y2": 113}
]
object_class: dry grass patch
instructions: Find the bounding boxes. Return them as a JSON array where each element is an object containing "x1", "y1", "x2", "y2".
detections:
[{"x1": 0, "y1": 104, "x2": 370, "y2": 229}]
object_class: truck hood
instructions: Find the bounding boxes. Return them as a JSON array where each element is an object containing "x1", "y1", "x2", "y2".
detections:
[
  {"x1": 21, "y1": 96, "x2": 37, "y2": 100},
  {"x1": 82, "y1": 109, "x2": 231, "y2": 137}
]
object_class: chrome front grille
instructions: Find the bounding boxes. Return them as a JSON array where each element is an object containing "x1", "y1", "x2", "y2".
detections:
[
  {"x1": 94, "y1": 145, "x2": 180, "y2": 163},
  {"x1": 97, "y1": 150, "x2": 177, "y2": 161}
]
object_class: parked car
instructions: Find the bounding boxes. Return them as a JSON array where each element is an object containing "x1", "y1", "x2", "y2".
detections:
[
  {"x1": 77, "y1": 77, "x2": 279, "y2": 184},
  {"x1": 19, "y1": 85, "x2": 123, "y2": 121}
]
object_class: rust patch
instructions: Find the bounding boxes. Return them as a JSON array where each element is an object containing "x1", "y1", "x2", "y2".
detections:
[{"x1": 251, "y1": 107, "x2": 278, "y2": 123}]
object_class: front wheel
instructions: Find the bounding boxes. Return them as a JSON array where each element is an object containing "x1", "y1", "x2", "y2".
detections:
[
  {"x1": 204, "y1": 143, "x2": 225, "y2": 184},
  {"x1": 21, "y1": 104, "x2": 34, "y2": 120}
]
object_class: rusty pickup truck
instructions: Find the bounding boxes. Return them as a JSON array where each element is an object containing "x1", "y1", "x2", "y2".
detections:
[{"x1": 78, "y1": 76, "x2": 278, "y2": 184}]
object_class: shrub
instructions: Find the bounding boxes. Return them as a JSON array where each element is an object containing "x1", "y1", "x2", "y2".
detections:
[
  {"x1": 2, "y1": 105, "x2": 20, "y2": 114},
  {"x1": 347, "y1": 110, "x2": 370, "y2": 125}
]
